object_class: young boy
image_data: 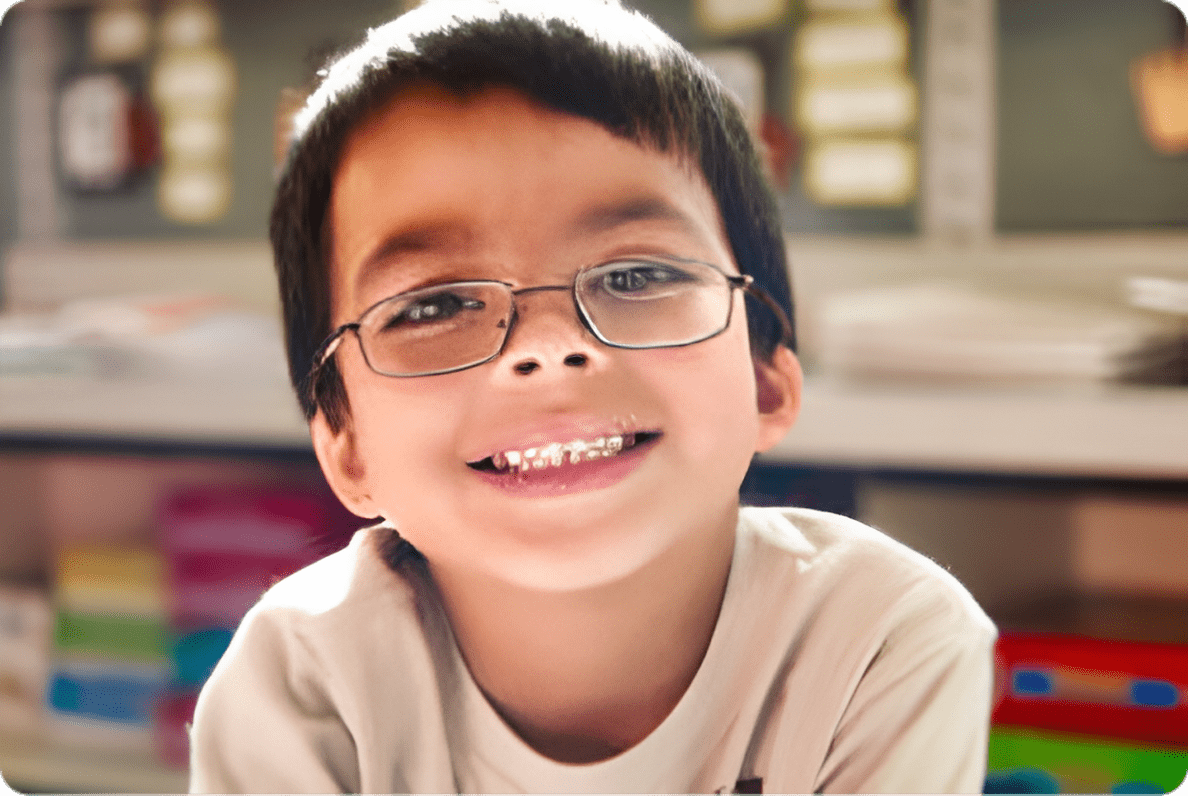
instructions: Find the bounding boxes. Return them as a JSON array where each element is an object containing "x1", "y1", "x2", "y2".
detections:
[{"x1": 189, "y1": 0, "x2": 997, "y2": 791}]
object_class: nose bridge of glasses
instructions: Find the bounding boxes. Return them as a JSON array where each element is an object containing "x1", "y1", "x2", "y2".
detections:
[
  {"x1": 501, "y1": 281, "x2": 598, "y2": 350},
  {"x1": 508, "y1": 282, "x2": 582, "y2": 319},
  {"x1": 510, "y1": 283, "x2": 571, "y2": 298}
]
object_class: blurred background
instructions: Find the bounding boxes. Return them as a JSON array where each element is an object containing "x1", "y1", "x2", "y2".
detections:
[{"x1": 0, "y1": 0, "x2": 1186, "y2": 791}]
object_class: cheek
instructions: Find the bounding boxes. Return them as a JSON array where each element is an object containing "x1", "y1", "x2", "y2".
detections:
[
  {"x1": 340, "y1": 358, "x2": 470, "y2": 487},
  {"x1": 639, "y1": 332, "x2": 760, "y2": 459}
]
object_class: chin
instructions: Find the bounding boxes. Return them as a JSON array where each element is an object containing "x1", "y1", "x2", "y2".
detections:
[{"x1": 481, "y1": 520, "x2": 678, "y2": 594}]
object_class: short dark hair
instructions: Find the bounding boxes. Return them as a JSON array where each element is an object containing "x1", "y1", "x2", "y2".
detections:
[{"x1": 271, "y1": 0, "x2": 795, "y2": 431}]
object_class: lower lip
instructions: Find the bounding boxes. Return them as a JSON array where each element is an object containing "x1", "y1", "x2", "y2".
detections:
[{"x1": 468, "y1": 436, "x2": 659, "y2": 498}]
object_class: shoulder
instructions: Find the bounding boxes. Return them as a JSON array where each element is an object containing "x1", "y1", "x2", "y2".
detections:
[
  {"x1": 726, "y1": 509, "x2": 997, "y2": 791},
  {"x1": 736, "y1": 506, "x2": 995, "y2": 644},
  {"x1": 194, "y1": 525, "x2": 446, "y2": 733},
  {"x1": 251, "y1": 524, "x2": 423, "y2": 630},
  {"x1": 189, "y1": 526, "x2": 448, "y2": 791}
]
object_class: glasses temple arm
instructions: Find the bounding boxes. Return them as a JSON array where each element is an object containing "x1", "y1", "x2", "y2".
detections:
[
  {"x1": 742, "y1": 283, "x2": 796, "y2": 350},
  {"x1": 303, "y1": 323, "x2": 357, "y2": 410}
]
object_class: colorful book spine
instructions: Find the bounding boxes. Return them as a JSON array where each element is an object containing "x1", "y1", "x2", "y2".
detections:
[
  {"x1": 152, "y1": 485, "x2": 347, "y2": 767},
  {"x1": 47, "y1": 543, "x2": 170, "y2": 752}
]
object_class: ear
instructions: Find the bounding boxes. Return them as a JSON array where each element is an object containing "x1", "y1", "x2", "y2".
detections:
[
  {"x1": 309, "y1": 410, "x2": 381, "y2": 520},
  {"x1": 753, "y1": 345, "x2": 802, "y2": 454}
]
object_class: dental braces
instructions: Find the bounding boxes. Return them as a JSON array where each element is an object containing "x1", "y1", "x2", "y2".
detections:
[{"x1": 491, "y1": 433, "x2": 635, "y2": 474}]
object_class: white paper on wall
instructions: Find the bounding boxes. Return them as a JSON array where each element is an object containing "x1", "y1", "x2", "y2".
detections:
[
  {"x1": 795, "y1": 17, "x2": 909, "y2": 74},
  {"x1": 796, "y1": 73, "x2": 916, "y2": 135},
  {"x1": 804, "y1": 138, "x2": 916, "y2": 205}
]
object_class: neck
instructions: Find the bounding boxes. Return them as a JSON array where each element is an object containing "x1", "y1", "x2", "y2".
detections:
[{"x1": 428, "y1": 504, "x2": 737, "y2": 764}]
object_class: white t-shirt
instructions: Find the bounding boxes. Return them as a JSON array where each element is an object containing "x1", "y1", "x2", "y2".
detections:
[{"x1": 189, "y1": 506, "x2": 997, "y2": 793}]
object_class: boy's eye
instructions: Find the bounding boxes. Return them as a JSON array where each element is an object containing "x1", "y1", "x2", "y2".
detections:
[
  {"x1": 596, "y1": 262, "x2": 698, "y2": 298},
  {"x1": 380, "y1": 291, "x2": 486, "y2": 331}
]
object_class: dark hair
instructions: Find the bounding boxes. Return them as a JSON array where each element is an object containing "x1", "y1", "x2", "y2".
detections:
[{"x1": 271, "y1": 0, "x2": 795, "y2": 431}]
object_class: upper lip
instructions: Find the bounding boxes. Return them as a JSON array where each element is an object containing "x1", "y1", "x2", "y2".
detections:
[{"x1": 463, "y1": 417, "x2": 657, "y2": 466}]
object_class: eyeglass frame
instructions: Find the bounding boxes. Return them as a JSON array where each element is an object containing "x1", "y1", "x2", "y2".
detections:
[{"x1": 304, "y1": 256, "x2": 794, "y2": 407}]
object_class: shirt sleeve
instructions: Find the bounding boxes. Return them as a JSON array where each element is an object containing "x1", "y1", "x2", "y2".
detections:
[
  {"x1": 188, "y1": 606, "x2": 360, "y2": 794},
  {"x1": 813, "y1": 581, "x2": 998, "y2": 794}
]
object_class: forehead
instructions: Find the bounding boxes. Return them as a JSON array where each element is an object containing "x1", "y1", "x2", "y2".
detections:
[{"x1": 326, "y1": 84, "x2": 731, "y2": 312}]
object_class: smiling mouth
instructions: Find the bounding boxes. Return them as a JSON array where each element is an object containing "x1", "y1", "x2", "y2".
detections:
[{"x1": 467, "y1": 431, "x2": 662, "y2": 475}]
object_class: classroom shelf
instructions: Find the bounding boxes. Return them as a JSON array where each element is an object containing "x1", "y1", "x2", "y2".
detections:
[
  {"x1": 0, "y1": 733, "x2": 188, "y2": 793},
  {"x1": 767, "y1": 378, "x2": 1188, "y2": 479},
  {"x1": 0, "y1": 375, "x2": 309, "y2": 450},
  {"x1": 4, "y1": 372, "x2": 1188, "y2": 479}
]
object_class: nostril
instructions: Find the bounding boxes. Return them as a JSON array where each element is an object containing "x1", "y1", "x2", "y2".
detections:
[
  {"x1": 563, "y1": 354, "x2": 588, "y2": 367},
  {"x1": 514, "y1": 360, "x2": 540, "y2": 375}
]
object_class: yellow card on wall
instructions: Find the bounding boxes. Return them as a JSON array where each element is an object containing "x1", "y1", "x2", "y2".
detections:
[
  {"x1": 695, "y1": 0, "x2": 787, "y2": 36},
  {"x1": 804, "y1": 0, "x2": 892, "y2": 12},
  {"x1": 804, "y1": 138, "x2": 916, "y2": 205},
  {"x1": 795, "y1": 71, "x2": 916, "y2": 136},
  {"x1": 1131, "y1": 48, "x2": 1188, "y2": 154},
  {"x1": 794, "y1": 15, "x2": 909, "y2": 76}
]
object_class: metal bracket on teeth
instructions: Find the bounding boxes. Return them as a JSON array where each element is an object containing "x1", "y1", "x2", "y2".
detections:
[{"x1": 494, "y1": 433, "x2": 633, "y2": 474}]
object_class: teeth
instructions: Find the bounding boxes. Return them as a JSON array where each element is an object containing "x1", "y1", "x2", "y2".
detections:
[
  {"x1": 544, "y1": 442, "x2": 564, "y2": 467},
  {"x1": 490, "y1": 433, "x2": 638, "y2": 474}
]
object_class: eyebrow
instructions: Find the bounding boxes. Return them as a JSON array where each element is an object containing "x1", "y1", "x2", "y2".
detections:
[
  {"x1": 349, "y1": 222, "x2": 473, "y2": 296},
  {"x1": 571, "y1": 195, "x2": 710, "y2": 242},
  {"x1": 347, "y1": 195, "x2": 711, "y2": 296}
]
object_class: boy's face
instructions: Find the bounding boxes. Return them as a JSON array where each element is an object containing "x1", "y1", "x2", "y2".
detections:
[{"x1": 314, "y1": 84, "x2": 799, "y2": 591}]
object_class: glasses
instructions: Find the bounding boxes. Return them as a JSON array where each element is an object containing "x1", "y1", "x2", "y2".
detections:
[{"x1": 307, "y1": 256, "x2": 788, "y2": 396}]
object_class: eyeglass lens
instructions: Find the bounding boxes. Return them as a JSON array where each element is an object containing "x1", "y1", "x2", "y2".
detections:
[{"x1": 356, "y1": 259, "x2": 734, "y2": 377}]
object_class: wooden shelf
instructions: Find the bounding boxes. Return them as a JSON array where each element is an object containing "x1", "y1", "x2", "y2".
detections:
[
  {"x1": 766, "y1": 378, "x2": 1188, "y2": 479},
  {"x1": 0, "y1": 375, "x2": 309, "y2": 450}
]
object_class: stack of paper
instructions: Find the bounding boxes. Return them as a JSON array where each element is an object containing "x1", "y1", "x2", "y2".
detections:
[
  {"x1": 1126, "y1": 276, "x2": 1188, "y2": 317},
  {"x1": 818, "y1": 283, "x2": 1184, "y2": 384},
  {"x1": 0, "y1": 293, "x2": 288, "y2": 385}
]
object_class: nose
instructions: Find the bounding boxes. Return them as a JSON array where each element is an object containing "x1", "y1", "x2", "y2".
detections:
[{"x1": 502, "y1": 286, "x2": 600, "y2": 377}]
